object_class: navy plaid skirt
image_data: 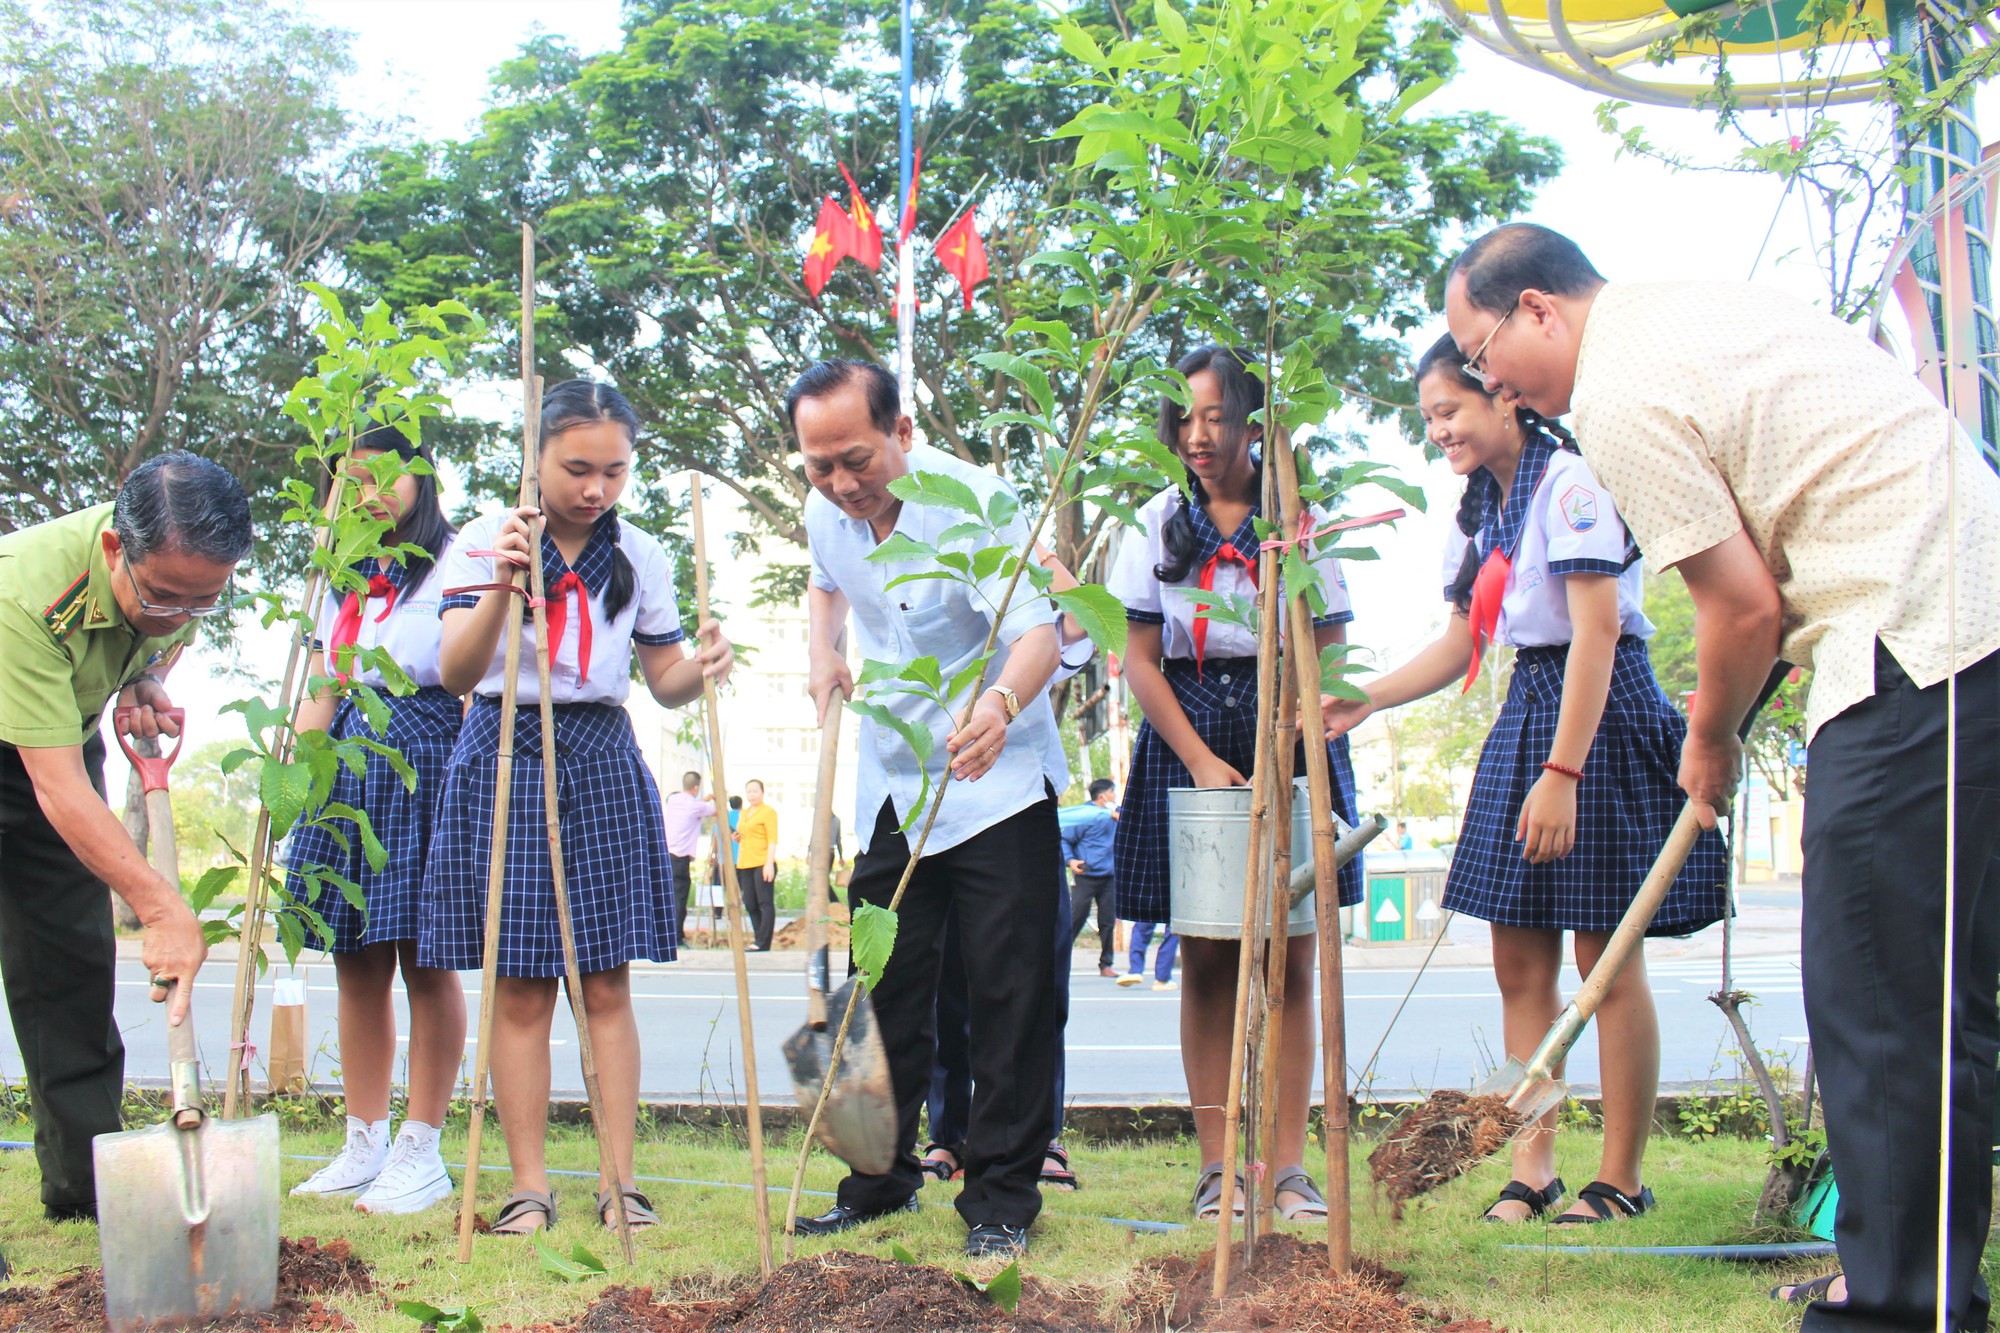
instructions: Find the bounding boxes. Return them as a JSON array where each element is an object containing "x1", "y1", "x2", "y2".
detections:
[
  {"x1": 418, "y1": 697, "x2": 678, "y2": 977},
  {"x1": 283, "y1": 687, "x2": 461, "y2": 953},
  {"x1": 1444, "y1": 636, "x2": 1729, "y2": 935},
  {"x1": 1113, "y1": 656, "x2": 1363, "y2": 923}
]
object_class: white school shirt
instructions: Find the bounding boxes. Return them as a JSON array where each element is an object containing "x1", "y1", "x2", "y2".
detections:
[
  {"x1": 310, "y1": 541, "x2": 454, "y2": 689},
  {"x1": 1106, "y1": 485, "x2": 1353, "y2": 661},
  {"x1": 1441, "y1": 438, "x2": 1652, "y2": 647},
  {"x1": 438, "y1": 512, "x2": 683, "y2": 705},
  {"x1": 807, "y1": 442, "x2": 1064, "y2": 856}
]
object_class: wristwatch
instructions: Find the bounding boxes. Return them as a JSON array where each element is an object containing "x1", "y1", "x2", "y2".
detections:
[{"x1": 985, "y1": 684, "x2": 1022, "y2": 723}]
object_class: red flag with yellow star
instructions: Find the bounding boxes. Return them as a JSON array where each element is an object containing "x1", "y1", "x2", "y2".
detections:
[
  {"x1": 837, "y1": 163, "x2": 882, "y2": 270},
  {"x1": 934, "y1": 210, "x2": 989, "y2": 310},
  {"x1": 803, "y1": 195, "x2": 856, "y2": 296}
]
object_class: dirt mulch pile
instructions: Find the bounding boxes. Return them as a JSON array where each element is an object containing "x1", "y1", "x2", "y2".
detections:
[
  {"x1": 509, "y1": 1250, "x2": 1112, "y2": 1333},
  {"x1": 771, "y1": 901, "x2": 850, "y2": 951},
  {"x1": 1127, "y1": 1234, "x2": 1504, "y2": 1333},
  {"x1": 0, "y1": 1236, "x2": 372, "y2": 1332},
  {"x1": 1367, "y1": 1090, "x2": 1524, "y2": 1218}
]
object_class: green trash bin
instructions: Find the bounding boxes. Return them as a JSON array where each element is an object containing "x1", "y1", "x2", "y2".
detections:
[{"x1": 1368, "y1": 875, "x2": 1408, "y2": 943}]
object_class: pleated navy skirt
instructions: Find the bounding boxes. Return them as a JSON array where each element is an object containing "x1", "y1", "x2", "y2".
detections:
[
  {"x1": 418, "y1": 697, "x2": 678, "y2": 977},
  {"x1": 1113, "y1": 656, "x2": 1363, "y2": 924},
  {"x1": 1443, "y1": 636, "x2": 1728, "y2": 935},
  {"x1": 283, "y1": 687, "x2": 462, "y2": 953}
]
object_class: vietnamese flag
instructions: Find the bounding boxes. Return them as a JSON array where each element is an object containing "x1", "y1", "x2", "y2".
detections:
[
  {"x1": 802, "y1": 195, "x2": 855, "y2": 296},
  {"x1": 837, "y1": 163, "x2": 882, "y2": 270},
  {"x1": 899, "y1": 147, "x2": 923, "y2": 242},
  {"x1": 935, "y1": 210, "x2": 989, "y2": 310}
]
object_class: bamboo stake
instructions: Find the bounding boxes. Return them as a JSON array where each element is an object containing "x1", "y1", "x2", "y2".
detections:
[
  {"x1": 1269, "y1": 426, "x2": 1351, "y2": 1274},
  {"x1": 454, "y1": 223, "x2": 540, "y2": 1263},
  {"x1": 1254, "y1": 660, "x2": 1300, "y2": 1217},
  {"x1": 1211, "y1": 458, "x2": 1288, "y2": 1300},
  {"x1": 687, "y1": 475, "x2": 776, "y2": 1279},
  {"x1": 518, "y1": 365, "x2": 635, "y2": 1267}
]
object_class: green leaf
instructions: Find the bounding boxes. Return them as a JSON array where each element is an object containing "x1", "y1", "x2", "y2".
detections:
[
  {"x1": 900, "y1": 657, "x2": 944, "y2": 692},
  {"x1": 850, "y1": 901, "x2": 900, "y2": 991},
  {"x1": 534, "y1": 1233, "x2": 607, "y2": 1282},
  {"x1": 889, "y1": 1240, "x2": 918, "y2": 1265},
  {"x1": 865, "y1": 532, "x2": 943, "y2": 565},
  {"x1": 188, "y1": 866, "x2": 239, "y2": 914},
  {"x1": 1052, "y1": 585, "x2": 1128, "y2": 658},
  {"x1": 886, "y1": 472, "x2": 985, "y2": 520},
  {"x1": 983, "y1": 1260, "x2": 1023, "y2": 1313},
  {"x1": 259, "y1": 758, "x2": 313, "y2": 839}
]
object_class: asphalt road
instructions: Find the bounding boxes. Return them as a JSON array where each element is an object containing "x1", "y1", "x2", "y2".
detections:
[{"x1": 52, "y1": 945, "x2": 1807, "y2": 1104}]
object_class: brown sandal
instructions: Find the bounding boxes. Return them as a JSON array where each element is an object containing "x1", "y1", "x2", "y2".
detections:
[
  {"x1": 491, "y1": 1189, "x2": 557, "y2": 1236},
  {"x1": 596, "y1": 1186, "x2": 659, "y2": 1232}
]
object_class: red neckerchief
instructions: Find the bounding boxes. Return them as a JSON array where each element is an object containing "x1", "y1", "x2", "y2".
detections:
[
  {"x1": 328, "y1": 572, "x2": 398, "y2": 682},
  {"x1": 1462, "y1": 548, "x2": 1510, "y2": 693},
  {"x1": 543, "y1": 570, "x2": 593, "y2": 684},
  {"x1": 1191, "y1": 542, "x2": 1256, "y2": 679}
]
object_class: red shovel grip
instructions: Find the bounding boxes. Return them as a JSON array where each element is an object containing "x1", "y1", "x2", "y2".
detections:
[{"x1": 112, "y1": 706, "x2": 186, "y2": 794}]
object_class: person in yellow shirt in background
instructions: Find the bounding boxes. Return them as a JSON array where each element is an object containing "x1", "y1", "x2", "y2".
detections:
[{"x1": 734, "y1": 779, "x2": 780, "y2": 951}]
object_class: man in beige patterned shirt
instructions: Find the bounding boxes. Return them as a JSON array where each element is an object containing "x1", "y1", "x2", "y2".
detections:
[{"x1": 1446, "y1": 223, "x2": 1999, "y2": 1332}]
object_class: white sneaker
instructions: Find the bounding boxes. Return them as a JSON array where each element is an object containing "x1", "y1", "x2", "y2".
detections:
[
  {"x1": 1153, "y1": 979, "x2": 1178, "y2": 991},
  {"x1": 354, "y1": 1130, "x2": 453, "y2": 1215},
  {"x1": 290, "y1": 1118, "x2": 389, "y2": 1197},
  {"x1": 1116, "y1": 972, "x2": 1145, "y2": 988}
]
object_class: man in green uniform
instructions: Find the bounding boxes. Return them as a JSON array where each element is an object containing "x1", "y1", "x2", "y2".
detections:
[{"x1": 0, "y1": 451, "x2": 252, "y2": 1221}]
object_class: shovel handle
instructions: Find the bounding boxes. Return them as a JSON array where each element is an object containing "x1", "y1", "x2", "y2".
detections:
[
  {"x1": 163, "y1": 982, "x2": 203, "y2": 1129},
  {"x1": 804, "y1": 690, "x2": 845, "y2": 1031},
  {"x1": 112, "y1": 707, "x2": 186, "y2": 794}
]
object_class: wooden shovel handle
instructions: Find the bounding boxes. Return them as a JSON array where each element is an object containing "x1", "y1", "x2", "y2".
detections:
[{"x1": 804, "y1": 691, "x2": 845, "y2": 1030}]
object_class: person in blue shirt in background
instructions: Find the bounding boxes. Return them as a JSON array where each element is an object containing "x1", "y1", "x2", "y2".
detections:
[{"x1": 1061, "y1": 779, "x2": 1120, "y2": 977}]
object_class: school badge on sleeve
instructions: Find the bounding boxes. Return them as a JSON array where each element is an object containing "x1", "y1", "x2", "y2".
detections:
[{"x1": 1559, "y1": 485, "x2": 1598, "y2": 532}]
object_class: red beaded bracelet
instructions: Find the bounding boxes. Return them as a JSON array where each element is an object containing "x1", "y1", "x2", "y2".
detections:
[{"x1": 1541, "y1": 760, "x2": 1585, "y2": 781}]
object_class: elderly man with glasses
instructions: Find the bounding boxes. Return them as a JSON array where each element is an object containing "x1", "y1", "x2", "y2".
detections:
[{"x1": 0, "y1": 451, "x2": 250, "y2": 1228}]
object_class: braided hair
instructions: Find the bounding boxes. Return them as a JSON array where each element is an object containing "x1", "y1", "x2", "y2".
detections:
[
  {"x1": 539, "y1": 378, "x2": 638, "y2": 620},
  {"x1": 1415, "y1": 334, "x2": 1579, "y2": 611},
  {"x1": 1153, "y1": 345, "x2": 1264, "y2": 584}
]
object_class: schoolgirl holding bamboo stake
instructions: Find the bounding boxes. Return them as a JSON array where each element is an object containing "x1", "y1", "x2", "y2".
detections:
[
  {"x1": 287, "y1": 425, "x2": 466, "y2": 1216},
  {"x1": 1107, "y1": 345, "x2": 1364, "y2": 1223},
  {"x1": 1323, "y1": 335, "x2": 1727, "y2": 1225},
  {"x1": 422, "y1": 379, "x2": 734, "y2": 1237}
]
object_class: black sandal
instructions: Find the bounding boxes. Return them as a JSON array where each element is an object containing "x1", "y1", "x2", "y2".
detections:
[
  {"x1": 1481, "y1": 1176, "x2": 1565, "y2": 1222},
  {"x1": 1039, "y1": 1143, "x2": 1079, "y2": 1191},
  {"x1": 1770, "y1": 1272, "x2": 1843, "y2": 1305},
  {"x1": 1552, "y1": 1179, "x2": 1654, "y2": 1223},
  {"x1": 919, "y1": 1143, "x2": 961, "y2": 1183}
]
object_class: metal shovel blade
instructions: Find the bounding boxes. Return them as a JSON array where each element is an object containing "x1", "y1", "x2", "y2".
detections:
[
  {"x1": 782, "y1": 976, "x2": 898, "y2": 1175},
  {"x1": 94, "y1": 1111, "x2": 280, "y2": 1331},
  {"x1": 1472, "y1": 1058, "x2": 1568, "y2": 1128}
]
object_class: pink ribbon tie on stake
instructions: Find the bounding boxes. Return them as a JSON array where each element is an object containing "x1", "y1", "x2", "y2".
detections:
[
  {"x1": 230, "y1": 1040, "x2": 257, "y2": 1073},
  {"x1": 1256, "y1": 507, "x2": 1406, "y2": 557}
]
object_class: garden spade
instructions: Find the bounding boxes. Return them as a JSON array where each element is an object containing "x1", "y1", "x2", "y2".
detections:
[
  {"x1": 97, "y1": 709, "x2": 280, "y2": 1331},
  {"x1": 1475, "y1": 662, "x2": 1794, "y2": 1126},
  {"x1": 781, "y1": 690, "x2": 896, "y2": 1175}
]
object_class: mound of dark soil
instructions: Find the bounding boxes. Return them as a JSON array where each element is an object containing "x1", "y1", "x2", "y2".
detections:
[
  {"x1": 0, "y1": 1236, "x2": 371, "y2": 1331},
  {"x1": 1367, "y1": 1090, "x2": 1523, "y2": 1216}
]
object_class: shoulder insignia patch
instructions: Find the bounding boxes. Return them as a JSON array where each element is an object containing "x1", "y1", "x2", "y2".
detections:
[
  {"x1": 1559, "y1": 485, "x2": 1598, "y2": 533},
  {"x1": 43, "y1": 572, "x2": 88, "y2": 641}
]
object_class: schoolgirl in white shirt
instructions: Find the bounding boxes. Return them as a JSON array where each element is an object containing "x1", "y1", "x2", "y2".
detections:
[
  {"x1": 1107, "y1": 345, "x2": 1364, "y2": 1224},
  {"x1": 287, "y1": 425, "x2": 466, "y2": 1216},
  {"x1": 1324, "y1": 335, "x2": 1727, "y2": 1226},
  {"x1": 422, "y1": 379, "x2": 734, "y2": 1239}
]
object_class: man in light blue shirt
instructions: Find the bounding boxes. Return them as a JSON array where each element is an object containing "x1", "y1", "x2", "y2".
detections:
[
  {"x1": 790, "y1": 359, "x2": 1063, "y2": 1261},
  {"x1": 1060, "y1": 778, "x2": 1119, "y2": 975}
]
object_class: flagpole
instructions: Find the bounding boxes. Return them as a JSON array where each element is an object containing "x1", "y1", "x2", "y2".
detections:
[{"x1": 896, "y1": 0, "x2": 916, "y2": 411}]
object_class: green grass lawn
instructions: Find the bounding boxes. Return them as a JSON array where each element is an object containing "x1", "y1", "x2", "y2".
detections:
[{"x1": 0, "y1": 1115, "x2": 1957, "y2": 1331}]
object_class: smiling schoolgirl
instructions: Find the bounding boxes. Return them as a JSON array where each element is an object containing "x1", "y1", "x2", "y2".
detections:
[
  {"x1": 1108, "y1": 345, "x2": 1365, "y2": 1224},
  {"x1": 1323, "y1": 334, "x2": 1727, "y2": 1225},
  {"x1": 421, "y1": 379, "x2": 734, "y2": 1238},
  {"x1": 286, "y1": 425, "x2": 466, "y2": 1216}
]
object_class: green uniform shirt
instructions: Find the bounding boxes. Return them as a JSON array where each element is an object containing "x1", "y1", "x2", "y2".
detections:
[{"x1": 0, "y1": 504, "x2": 195, "y2": 748}]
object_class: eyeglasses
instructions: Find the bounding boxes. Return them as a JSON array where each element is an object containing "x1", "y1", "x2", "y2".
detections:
[
  {"x1": 1462, "y1": 299, "x2": 1518, "y2": 386},
  {"x1": 122, "y1": 560, "x2": 232, "y2": 620}
]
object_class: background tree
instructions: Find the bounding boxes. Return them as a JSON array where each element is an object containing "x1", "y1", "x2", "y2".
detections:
[
  {"x1": 342, "y1": 0, "x2": 1559, "y2": 591},
  {"x1": 0, "y1": 0, "x2": 355, "y2": 539}
]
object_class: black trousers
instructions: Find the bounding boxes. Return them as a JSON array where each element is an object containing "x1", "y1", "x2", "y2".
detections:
[
  {"x1": 1068, "y1": 872, "x2": 1116, "y2": 969},
  {"x1": 0, "y1": 737, "x2": 125, "y2": 1216},
  {"x1": 1801, "y1": 644, "x2": 1999, "y2": 1331},
  {"x1": 737, "y1": 866, "x2": 775, "y2": 951},
  {"x1": 839, "y1": 795, "x2": 1060, "y2": 1229},
  {"x1": 669, "y1": 854, "x2": 694, "y2": 942}
]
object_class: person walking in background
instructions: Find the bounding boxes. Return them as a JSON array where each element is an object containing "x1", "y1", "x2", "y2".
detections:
[
  {"x1": 1444, "y1": 221, "x2": 2000, "y2": 1326},
  {"x1": 735, "y1": 778, "x2": 779, "y2": 951},
  {"x1": 663, "y1": 770, "x2": 714, "y2": 947},
  {"x1": 285, "y1": 425, "x2": 466, "y2": 1216},
  {"x1": 1396, "y1": 820, "x2": 1414, "y2": 851},
  {"x1": 1118, "y1": 920, "x2": 1178, "y2": 991},
  {"x1": 1062, "y1": 779, "x2": 1120, "y2": 977}
]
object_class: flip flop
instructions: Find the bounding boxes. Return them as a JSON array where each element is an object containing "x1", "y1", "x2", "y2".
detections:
[
  {"x1": 490, "y1": 1189, "x2": 557, "y2": 1236},
  {"x1": 1273, "y1": 1169, "x2": 1328, "y2": 1221},
  {"x1": 1193, "y1": 1163, "x2": 1246, "y2": 1220}
]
